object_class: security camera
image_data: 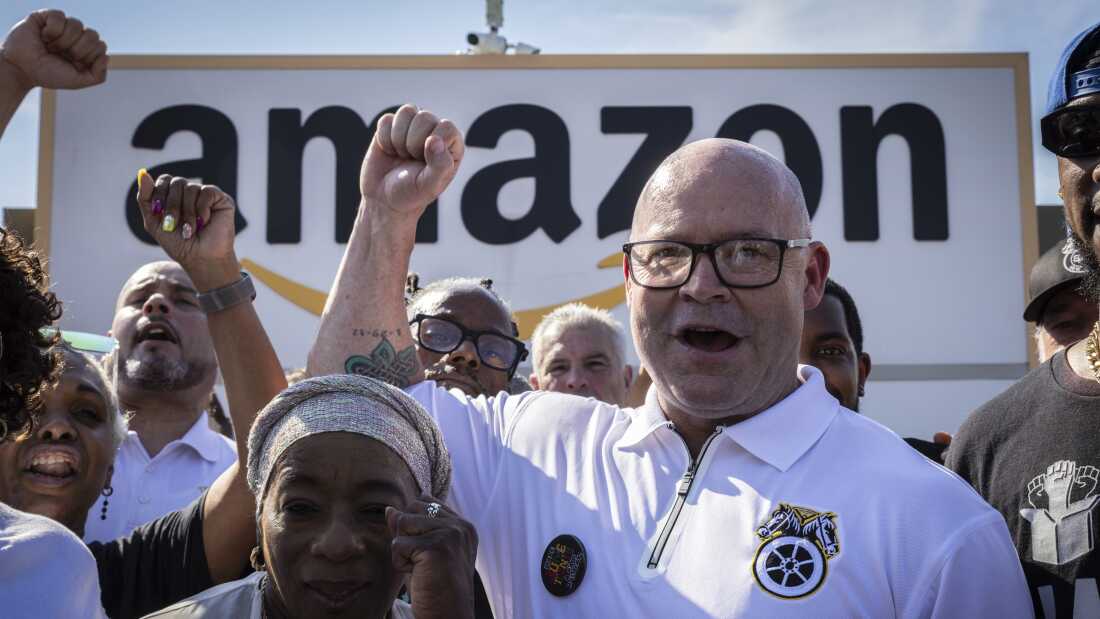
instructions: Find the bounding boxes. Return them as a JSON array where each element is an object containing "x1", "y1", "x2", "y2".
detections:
[
  {"x1": 466, "y1": 31, "x2": 507, "y2": 55},
  {"x1": 511, "y1": 42, "x2": 540, "y2": 55},
  {"x1": 462, "y1": 0, "x2": 540, "y2": 55}
]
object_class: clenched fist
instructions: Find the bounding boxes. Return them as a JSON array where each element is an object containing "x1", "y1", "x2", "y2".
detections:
[
  {"x1": 135, "y1": 170, "x2": 241, "y2": 291},
  {"x1": 360, "y1": 104, "x2": 464, "y2": 222},
  {"x1": 0, "y1": 10, "x2": 108, "y2": 92},
  {"x1": 386, "y1": 496, "x2": 477, "y2": 619}
]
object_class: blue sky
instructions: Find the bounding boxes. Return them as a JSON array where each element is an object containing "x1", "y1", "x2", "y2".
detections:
[{"x1": 0, "y1": 0, "x2": 1095, "y2": 209}]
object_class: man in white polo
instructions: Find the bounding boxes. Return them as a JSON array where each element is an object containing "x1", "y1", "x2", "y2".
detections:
[{"x1": 308, "y1": 104, "x2": 1030, "y2": 617}]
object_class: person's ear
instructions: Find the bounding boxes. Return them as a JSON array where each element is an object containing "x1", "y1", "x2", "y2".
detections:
[
  {"x1": 529, "y1": 373, "x2": 540, "y2": 390},
  {"x1": 858, "y1": 352, "x2": 872, "y2": 395},
  {"x1": 802, "y1": 242, "x2": 830, "y2": 311}
]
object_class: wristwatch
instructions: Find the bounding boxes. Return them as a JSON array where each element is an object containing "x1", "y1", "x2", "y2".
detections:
[{"x1": 197, "y1": 272, "x2": 256, "y2": 314}]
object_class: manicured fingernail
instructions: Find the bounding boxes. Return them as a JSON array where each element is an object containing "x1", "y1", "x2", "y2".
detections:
[
  {"x1": 181, "y1": 223, "x2": 193, "y2": 240},
  {"x1": 430, "y1": 138, "x2": 443, "y2": 154},
  {"x1": 196, "y1": 216, "x2": 205, "y2": 231},
  {"x1": 152, "y1": 199, "x2": 164, "y2": 215},
  {"x1": 162, "y1": 215, "x2": 176, "y2": 233},
  {"x1": 137, "y1": 168, "x2": 147, "y2": 191}
]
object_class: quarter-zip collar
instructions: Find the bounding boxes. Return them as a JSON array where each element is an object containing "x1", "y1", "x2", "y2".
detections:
[{"x1": 616, "y1": 365, "x2": 838, "y2": 471}]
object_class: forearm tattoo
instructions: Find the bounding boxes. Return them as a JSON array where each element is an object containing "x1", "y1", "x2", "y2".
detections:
[{"x1": 345, "y1": 336, "x2": 418, "y2": 388}]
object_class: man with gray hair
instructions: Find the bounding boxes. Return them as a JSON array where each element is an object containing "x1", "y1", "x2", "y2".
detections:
[
  {"x1": 529, "y1": 303, "x2": 633, "y2": 406},
  {"x1": 309, "y1": 104, "x2": 1030, "y2": 616}
]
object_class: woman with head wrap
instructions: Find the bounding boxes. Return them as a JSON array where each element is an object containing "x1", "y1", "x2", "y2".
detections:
[{"x1": 145, "y1": 374, "x2": 477, "y2": 619}]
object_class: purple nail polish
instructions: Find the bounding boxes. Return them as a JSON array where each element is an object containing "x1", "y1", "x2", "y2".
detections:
[
  {"x1": 196, "y1": 216, "x2": 205, "y2": 231},
  {"x1": 152, "y1": 199, "x2": 164, "y2": 215}
]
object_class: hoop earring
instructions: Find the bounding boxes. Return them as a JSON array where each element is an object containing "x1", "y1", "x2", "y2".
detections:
[
  {"x1": 99, "y1": 484, "x2": 114, "y2": 520},
  {"x1": 250, "y1": 546, "x2": 267, "y2": 571}
]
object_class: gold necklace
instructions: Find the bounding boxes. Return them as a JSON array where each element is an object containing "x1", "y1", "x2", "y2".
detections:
[{"x1": 1086, "y1": 321, "x2": 1100, "y2": 385}]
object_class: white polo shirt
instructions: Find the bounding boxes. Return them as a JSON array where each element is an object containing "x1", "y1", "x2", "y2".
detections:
[
  {"x1": 83, "y1": 411, "x2": 236, "y2": 543},
  {"x1": 408, "y1": 365, "x2": 1032, "y2": 618}
]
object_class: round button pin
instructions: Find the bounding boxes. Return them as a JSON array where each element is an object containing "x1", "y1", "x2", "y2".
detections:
[{"x1": 541, "y1": 534, "x2": 587, "y2": 597}]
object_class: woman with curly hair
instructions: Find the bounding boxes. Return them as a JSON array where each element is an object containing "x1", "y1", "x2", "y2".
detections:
[
  {"x1": 0, "y1": 9, "x2": 112, "y2": 618},
  {"x1": 0, "y1": 232, "x2": 110, "y2": 619},
  {"x1": 0, "y1": 227, "x2": 63, "y2": 438}
]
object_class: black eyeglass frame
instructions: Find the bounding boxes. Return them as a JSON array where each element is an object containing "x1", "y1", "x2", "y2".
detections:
[
  {"x1": 622, "y1": 237, "x2": 812, "y2": 290},
  {"x1": 1041, "y1": 104, "x2": 1100, "y2": 159},
  {"x1": 409, "y1": 313, "x2": 529, "y2": 377}
]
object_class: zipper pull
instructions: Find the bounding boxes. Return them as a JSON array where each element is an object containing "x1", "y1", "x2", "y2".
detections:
[{"x1": 677, "y1": 471, "x2": 693, "y2": 496}]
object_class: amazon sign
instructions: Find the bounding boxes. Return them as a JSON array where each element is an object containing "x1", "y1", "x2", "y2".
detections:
[{"x1": 39, "y1": 55, "x2": 1035, "y2": 438}]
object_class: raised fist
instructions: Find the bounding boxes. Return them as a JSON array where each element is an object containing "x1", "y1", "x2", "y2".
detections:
[
  {"x1": 0, "y1": 10, "x2": 108, "y2": 91},
  {"x1": 135, "y1": 170, "x2": 239, "y2": 290},
  {"x1": 1027, "y1": 474, "x2": 1047, "y2": 509},
  {"x1": 360, "y1": 104, "x2": 464, "y2": 221}
]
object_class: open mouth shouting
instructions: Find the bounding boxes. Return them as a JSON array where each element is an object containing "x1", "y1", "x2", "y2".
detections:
[
  {"x1": 134, "y1": 320, "x2": 180, "y2": 348},
  {"x1": 675, "y1": 324, "x2": 741, "y2": 353},
  {"x1": 21, "y1": 445, "x2": 81, "y2": 489}
]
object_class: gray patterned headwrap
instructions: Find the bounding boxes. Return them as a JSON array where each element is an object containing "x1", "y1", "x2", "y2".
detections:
[{"x1": 246, "y1": 374, "x2": 451, "y2": 510}]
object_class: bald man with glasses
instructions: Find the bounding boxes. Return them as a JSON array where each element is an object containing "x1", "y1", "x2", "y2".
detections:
[{"x1": 308, "y1": 105, "x2": 1030, "y2": 617}]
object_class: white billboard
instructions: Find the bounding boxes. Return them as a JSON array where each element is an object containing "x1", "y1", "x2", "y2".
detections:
[{"x1": 38, "y1": 54, "x2": 1036, "y2": 439}]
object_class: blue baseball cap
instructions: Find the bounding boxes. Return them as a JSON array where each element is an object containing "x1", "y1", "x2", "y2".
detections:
[{"x1": 1045, "y1": 20, "x2": 1100, "y2": 117}]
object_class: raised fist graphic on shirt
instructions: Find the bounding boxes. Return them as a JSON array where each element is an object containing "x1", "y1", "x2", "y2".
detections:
[
  {"x1": 1027, "y1": 461, "x2": 1100, "y2": 520},
  {"x1": 1021, "y1": 460, "x2": 1100, "y2": 565}
]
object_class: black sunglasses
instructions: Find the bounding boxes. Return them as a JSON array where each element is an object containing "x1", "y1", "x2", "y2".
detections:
[
  {"x1": 409, "y1": 314, "x2": 528, "y2": 376},
  {"x1": 1041, "y1": 104, "x2": 1100, "y2": 158}
]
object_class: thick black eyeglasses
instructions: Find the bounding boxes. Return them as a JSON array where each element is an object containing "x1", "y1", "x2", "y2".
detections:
[
  {"x1": 1042, "y1": 104, "x2": 1100, "y2": 158},
  {"x1": 409, "y1": 314, "x2": 528, "y2": 375},
  {"x1": 622, "y1": 238, "x2": 812, "y2": 289}
]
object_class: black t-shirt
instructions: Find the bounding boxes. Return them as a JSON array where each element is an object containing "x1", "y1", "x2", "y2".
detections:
[
  {"x1": 88, "y1": 493, "x2": 213, "y2": 619},
  {"x1": 947, "y1": 350, "x2": 1100, "y2": 618}
]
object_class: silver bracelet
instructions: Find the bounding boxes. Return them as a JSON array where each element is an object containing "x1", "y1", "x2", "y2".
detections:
[{"x1": 197, "y1": 272, "x2": 256, "y2": 314}]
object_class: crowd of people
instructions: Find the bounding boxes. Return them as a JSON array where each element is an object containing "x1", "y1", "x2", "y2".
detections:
[{"x1": 2, "y1": 8, "x2": 1100, "y2": 619}]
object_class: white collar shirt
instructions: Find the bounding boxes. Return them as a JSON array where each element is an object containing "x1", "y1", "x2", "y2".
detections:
[
  {"x1": 407, "y1": 365, "x2": 1032, "y2": 618},
  {"x1": 83, "y1": 411, "x2": 236, "y2": 543}
]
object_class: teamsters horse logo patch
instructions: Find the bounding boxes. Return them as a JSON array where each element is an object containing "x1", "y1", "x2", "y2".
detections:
[{"x1": 752, "y1": 503, "x2": 840, "y2": 599}]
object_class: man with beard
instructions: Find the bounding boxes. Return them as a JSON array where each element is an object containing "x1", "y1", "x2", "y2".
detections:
[
  {"x1": 82, "y1": 261, "x2": 235, "y2": 543},
  {"x1": 1025, "y1": 239, "x2": 1096, "y2": 364},
  {"x1": 307, "y1": 104, "x2": 1029, "y2": 616},
  {"x1": 529, "y1": 303, "x2": 632, "y2": 406},
  {"x1": 947, "y1": 21, "x2": 1100, "y2": 618}
]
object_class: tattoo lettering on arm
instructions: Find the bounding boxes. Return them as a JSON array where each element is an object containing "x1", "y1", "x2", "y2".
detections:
[
  {"x1": 345, "y1": 336, "x2": 419, "y2": 388},
  {"x1": 352, "y1": 328, "x2": 403, "y2": 338}
]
